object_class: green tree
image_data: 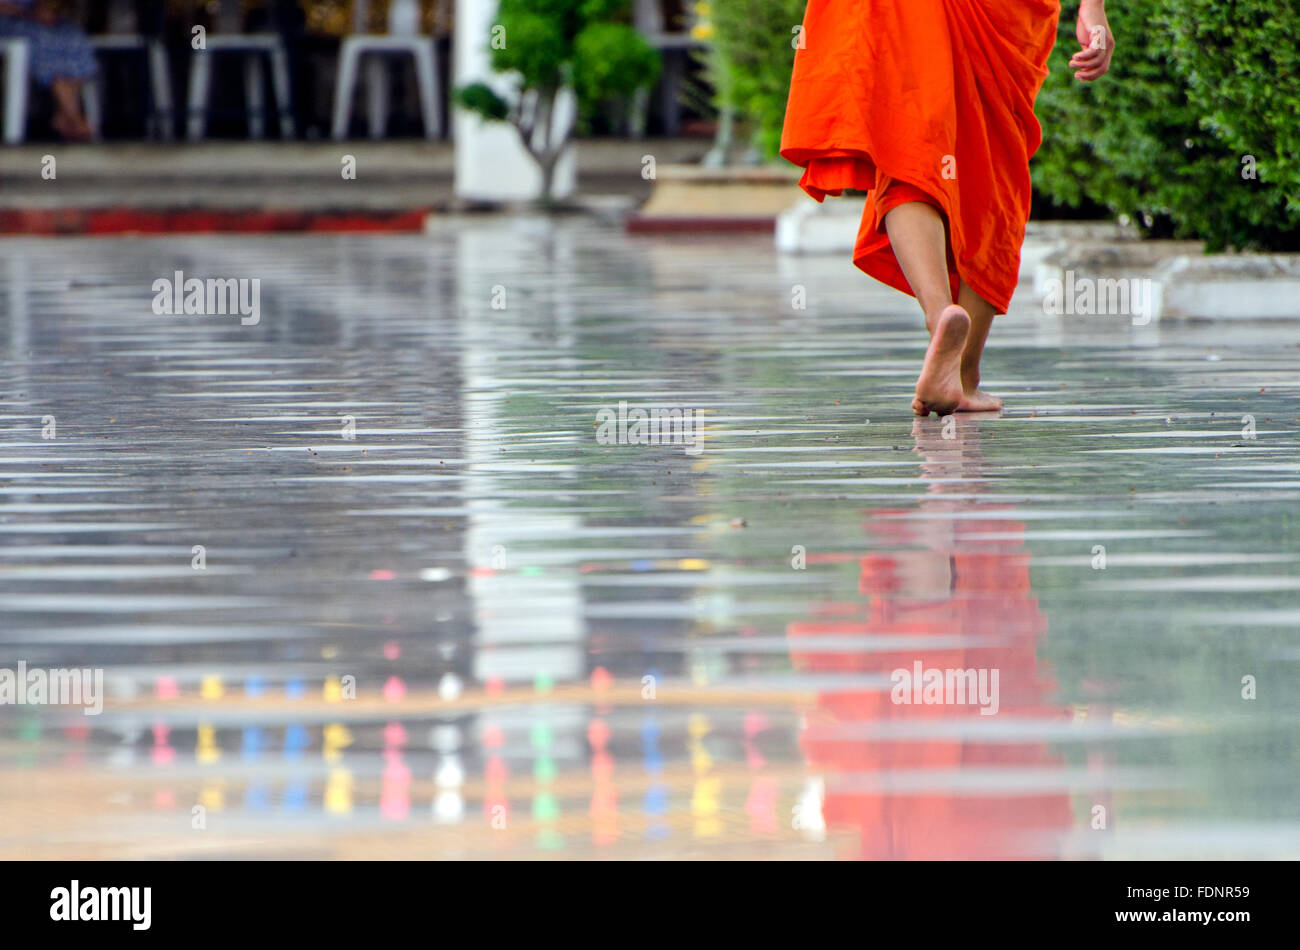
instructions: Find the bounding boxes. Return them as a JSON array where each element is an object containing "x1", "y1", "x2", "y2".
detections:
[
  {"x1": 456, "y1": 0, "x2": 661, "y2": 202},
  {"x1": 702, "y1": 0, "x2": 807, "y2": 161}
]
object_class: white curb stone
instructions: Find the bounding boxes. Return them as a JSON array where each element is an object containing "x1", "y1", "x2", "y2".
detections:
[
  {"x1": 775, "y1": 195, "x2": 866, "y2": 254},
  {"x1": 776, "y1": 203, "x2": 1300, "y2": 320}
]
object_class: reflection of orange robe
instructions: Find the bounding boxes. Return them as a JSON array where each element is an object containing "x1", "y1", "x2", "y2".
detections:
[
  {"x1": 780, "y1": 0, "x2": 1061, "y2": 313},
  {"x1": 789, "y1": 510, "x2": 1073, "y2": 859}
]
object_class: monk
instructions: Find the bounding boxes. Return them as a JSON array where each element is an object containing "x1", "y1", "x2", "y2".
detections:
[{"x1": 781, "y1": 1, "x2": 1114, "y2": 415}]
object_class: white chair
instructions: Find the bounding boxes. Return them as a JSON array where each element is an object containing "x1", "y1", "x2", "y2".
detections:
[
  {"x1": 0, "y1": 38, "x2": 29, "y2": 145},
  {"x1": 187, "y1": 1, "x2": 294, "y2": 140},
  {"x1": 331, "y1": 0, "x2": 441, "y2": 140},
  {"x1": 82, "y1": 0, "x2": 175, "y2": 140}
]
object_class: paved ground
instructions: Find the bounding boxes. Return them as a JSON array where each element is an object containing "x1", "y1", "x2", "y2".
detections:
[{"x1": 1, "y1": 218, "x2": 1299, "y2": 859}]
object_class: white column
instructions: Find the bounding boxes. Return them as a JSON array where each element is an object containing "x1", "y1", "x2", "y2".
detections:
[{"x1": 453, "y1": 0, "x2": 576, "y2": 202}]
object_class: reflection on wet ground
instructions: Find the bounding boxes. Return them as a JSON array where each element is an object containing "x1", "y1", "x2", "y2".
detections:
[{"x1": 1, "y1": 217, "x2": 1299, "y2": 859}]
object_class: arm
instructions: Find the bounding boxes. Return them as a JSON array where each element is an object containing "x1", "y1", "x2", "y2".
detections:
[{"x1": 1070, "y1": 0, "x2": 1115, "y2": 81}]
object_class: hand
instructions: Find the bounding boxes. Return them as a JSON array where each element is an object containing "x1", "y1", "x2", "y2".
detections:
[{"x1": 1070, "y1": 0, "x2": 1114, "y2": 81}]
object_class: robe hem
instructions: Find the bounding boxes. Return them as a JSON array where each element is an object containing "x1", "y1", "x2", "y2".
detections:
[{"x1": 784, "y1": 147, "x2": 1015, "y2": 315}]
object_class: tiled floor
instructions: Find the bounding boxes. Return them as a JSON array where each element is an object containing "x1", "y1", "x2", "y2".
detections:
[{"x1": 1, "y1": 217, "x2": 1299, "y2": 858}]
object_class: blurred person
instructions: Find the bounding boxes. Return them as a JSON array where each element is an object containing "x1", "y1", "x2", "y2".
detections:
[
  {"x1": 781, "y1": 1, "x2": 1113, "y2": 415},
  {"x1": 0, "y1": 0, "x2": 98, "y2": 141}
]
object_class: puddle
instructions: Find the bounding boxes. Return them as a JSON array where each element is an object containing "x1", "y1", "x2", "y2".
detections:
[{"x1": 1, "y1": 220, "x2": 1298, "y2": 859}]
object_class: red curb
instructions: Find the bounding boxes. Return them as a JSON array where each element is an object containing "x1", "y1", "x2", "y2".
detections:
[{"x1": 0, "y1": 208, "x2": 431, "y2": 235}]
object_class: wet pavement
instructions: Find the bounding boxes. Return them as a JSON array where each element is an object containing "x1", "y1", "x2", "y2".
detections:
[{"x1": 2, "y1": 216, "x2": 1299, "y2": 859}]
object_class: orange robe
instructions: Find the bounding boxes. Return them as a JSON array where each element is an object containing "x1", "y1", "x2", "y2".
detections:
[{"x1": 780, "y1": 0, "x2": 1061, "y2": 313}]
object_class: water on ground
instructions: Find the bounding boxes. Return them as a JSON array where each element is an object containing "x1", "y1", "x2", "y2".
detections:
[{"x1": 2, "y1": 218, "x2": 1298, "y2": 858}]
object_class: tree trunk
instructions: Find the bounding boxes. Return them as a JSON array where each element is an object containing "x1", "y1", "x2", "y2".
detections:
[
  {"x1": 538, "y1": 154, "x2": 559, "y2": 206},
  {"x1": 532, "y1": 90, "x2": 556, "y2": 204}
]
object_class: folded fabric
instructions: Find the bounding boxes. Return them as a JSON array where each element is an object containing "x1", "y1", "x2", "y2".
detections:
[{"x1": 781, "y1": 0, "x2": 1061, "y2": 314}]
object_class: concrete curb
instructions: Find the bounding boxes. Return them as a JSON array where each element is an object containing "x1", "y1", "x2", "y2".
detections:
[
  {"x1": 627, "y1": 163, "x2": 801, "y2": 233},
  {"x1": 0, "y1": 207, "x2": 431, "y2": 235},
  {"x1": 774, "y1": 195, "x2": 863, "y2": 253},
  {"x1": 774, "y1": 196, "x2": 1300, "y2": 320}
]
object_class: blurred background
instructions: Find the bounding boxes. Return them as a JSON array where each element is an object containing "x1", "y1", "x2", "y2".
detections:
[
  {"x1": 2, "y1": 1, "x2": 1299, "y2": 862},
  {"x1": 0, "y1": 0, "x2": 1292, "y2": 246},
  {"x1": 1, "y1": 0, "x2": 710, "y2": 141}
]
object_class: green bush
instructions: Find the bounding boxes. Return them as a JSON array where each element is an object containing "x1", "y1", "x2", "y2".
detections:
[
  {"x1": 704, "y1": 0, "x2": 807, "y2": 160},
  {"x1": 573, "y1": 22, "x2": 663, "y2": 123},
  {"x1": 1034, "y1": 0, "x2": 1300, "y2": 250},
  {"x1": 1166, "y1": 0, "x2": 1300, "y2": 246}
]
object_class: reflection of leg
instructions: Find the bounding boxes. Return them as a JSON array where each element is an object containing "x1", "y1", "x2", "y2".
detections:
[
  {"x1": 884, "y1": 201, "x2": 968, "y2": 417},
  {"x1": 956, "y1": 281, "x2": 1003, "y2": 411},
  {"x1": 872, "y1": 417, "x2": 991, "y2": 598},
  {"x1": 911, "y1": 415, "x2": 988, "y2": 489},
  {"x1": 891, "y1": 549, "x2": 955, "y2": 599}
]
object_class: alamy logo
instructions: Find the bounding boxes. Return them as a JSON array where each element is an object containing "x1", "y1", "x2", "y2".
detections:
[
  {"x1": 890, "y1": 662, "x2": 1000, "y2": 716},
  {"x1": 50, "y1": 881, "x2": 151, "y2": 930},
  {"x1": 0, "y1": 662, "x2": 104, "y2": 715},
  {"x1": 1041, "y1": 270, "x2": 1157, "y2": 325},
  {"x1": 151, "y1": 270, "x2": 261, "y2": 325},
  {"x1": 595, "y1": 401, "x2": 705, "y2": 456}
]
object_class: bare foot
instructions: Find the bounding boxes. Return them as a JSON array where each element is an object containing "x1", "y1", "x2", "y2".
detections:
[
  {"x1": 912, "y1": 304, "x2": 969, "y2": 416},
  {"x1": 956, "y1": 388, "x2": 1003, "y2": 411}
]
